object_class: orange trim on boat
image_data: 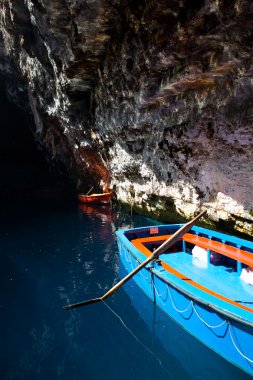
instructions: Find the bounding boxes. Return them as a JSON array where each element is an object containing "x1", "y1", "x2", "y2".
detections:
[
  {"x1": 131, "y1": 233, "x2": 253, "y2": 267},
  {"x1": 131, "y1": 235, "x2": 253, "y2": 314},
  {"x1": 131, "y1": 235, "x2": 173, "y2": 256}
]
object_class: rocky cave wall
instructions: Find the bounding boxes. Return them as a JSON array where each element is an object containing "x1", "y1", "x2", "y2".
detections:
[{"x1": 0, "y1": 0, "x2": 252, "y2": 235}]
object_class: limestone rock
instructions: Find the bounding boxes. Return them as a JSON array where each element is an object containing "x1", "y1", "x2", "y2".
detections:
[{"x1": 0, "y1": 0, "x2": 252, "y2": 235}]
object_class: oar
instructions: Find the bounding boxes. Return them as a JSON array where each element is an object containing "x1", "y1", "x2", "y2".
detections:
[
  {"x1": 64, "y1": 209, "x2": 207, "y2": 310},
  {"x1": 85, "y1": 186, "x2": 94, "y2": 196}
]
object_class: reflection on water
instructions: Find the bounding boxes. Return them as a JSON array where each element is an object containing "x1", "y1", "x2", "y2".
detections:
[
  {"x1": 79, "y1": 204, "x2": 117, "y2": 223},
  {"x1": 0, "y1": 201, "x2": 251, "y2": 380}
]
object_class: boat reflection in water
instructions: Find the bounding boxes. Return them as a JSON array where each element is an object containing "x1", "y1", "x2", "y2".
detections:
[
  {"x1": 78, "y1": 203, "x2": 122, "y2": 252},
  {"x1": 119, "y1": 262, "x2": 249, "y2": 380},
  {"x1": 79, "y1": 203, "x2": 116, "y2": 224}
]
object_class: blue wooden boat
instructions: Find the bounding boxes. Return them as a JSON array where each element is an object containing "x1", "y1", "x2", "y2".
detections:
[{"x1": 116, "y1": 223, "x2": 253, "y2": 376}]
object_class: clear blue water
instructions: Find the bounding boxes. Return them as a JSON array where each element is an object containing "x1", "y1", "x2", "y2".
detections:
[{"x1": 1, "y1": 200, "x2": 251, "y2": 380}]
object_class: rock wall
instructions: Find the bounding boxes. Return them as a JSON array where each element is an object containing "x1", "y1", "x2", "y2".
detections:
[{"x1": 0, "y1": 0, "x2": 252, "y2": 235}]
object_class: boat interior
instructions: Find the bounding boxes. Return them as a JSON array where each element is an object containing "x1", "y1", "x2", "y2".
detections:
[{"x1": 125, "y1": 226, "x2": 253, "y2": 311}]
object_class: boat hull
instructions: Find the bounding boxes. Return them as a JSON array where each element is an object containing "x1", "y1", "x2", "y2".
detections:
[
  {"x1": 116, "y1": 233, "x2": 253, "y2": 376},
  {"x1": 119, "y1": 263, "x2": 248, "y2": 379},
  {"x1": 78, "y1": 192, "x2": 111, "y2": 204}
]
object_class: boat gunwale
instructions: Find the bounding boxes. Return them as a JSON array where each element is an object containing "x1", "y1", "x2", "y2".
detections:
[
  {"x1": 191, "y1": 225, "x2": 253, "y2": 250},
  {"x1": 131, "y1": 233, "x2": 253, "y2": 269}
]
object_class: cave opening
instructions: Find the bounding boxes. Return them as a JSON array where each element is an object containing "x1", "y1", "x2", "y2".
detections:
[{"x1": 0, "y1": 78, "x2": 71, "y2": 205}]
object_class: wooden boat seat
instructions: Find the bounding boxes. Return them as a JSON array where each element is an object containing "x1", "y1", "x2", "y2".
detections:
[
  {"x1": 158, "y1": 252, "x2": 253, "y2": 313},
  {"x1": 183, "y1": 233, "x2": 253, "y2": 268},
  {"x1": 131, "y1": 233, "x2": 253, "y2": 267}
]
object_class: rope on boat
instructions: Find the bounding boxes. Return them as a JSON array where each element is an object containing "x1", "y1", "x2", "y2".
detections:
[
  {"x1": 151, "y1": 277, "x2": 168, "y2": 298},
  {"x1": 148, "y1": 267, "x2": 228, "y2": 328},
  {"x1": 123, "y1": 246, "x2": 150, "y2": 280},
  {"x1": 153, "y1": 279, "x2": 227, "y2": 328},
  {"x1": 130, "y1": 255, "x2": 150, "y2": 280},
  {"x1": 166, "y1": 285, "x2": 193, "y2": 314},
  {"x1": 161, "y1": 284, "x2": 193, "y2": 314},
  {"x1": 192, "y1": 304, "x2": 227, "y2": 329},
  {"x1": 228, "y1": 322, "x2": 253, "y2": 363},
  {"x1": 151, "y1": 275, "x2": 193, "y2": 313},
  {"x1": 169, "y1": 291, "x2": 193, "y2": 314},
  {"x1": 123, "y1": 246, "x2": 133, "y2": 264}
]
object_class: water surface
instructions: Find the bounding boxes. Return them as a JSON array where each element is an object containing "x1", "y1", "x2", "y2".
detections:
[{"x1": 0, "y1": 200, "x2": 251, "y2": 379}]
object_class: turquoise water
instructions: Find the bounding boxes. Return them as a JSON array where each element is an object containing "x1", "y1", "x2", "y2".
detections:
[{"x1": 0, "y1": 200, "x2": 251, "y2": 380}]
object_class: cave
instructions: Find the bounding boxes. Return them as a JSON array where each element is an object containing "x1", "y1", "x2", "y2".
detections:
[
  {"x1": 0, "y1": 0, "x2": 252, "y2": 235},
  {"x1": 0, "y1": 78, "x2": 68, "y2": 204}
]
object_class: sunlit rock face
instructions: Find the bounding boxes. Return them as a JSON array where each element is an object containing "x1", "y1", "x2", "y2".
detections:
[{"x1": 0, "y1": 0, "x2": 252, "y2": 235}]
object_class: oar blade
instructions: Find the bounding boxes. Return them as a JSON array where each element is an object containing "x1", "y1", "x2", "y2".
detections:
[{"x1": 63, "y1": 296, "x2": 102, "y2": 310}]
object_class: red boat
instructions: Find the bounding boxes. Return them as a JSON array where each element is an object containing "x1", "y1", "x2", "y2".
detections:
[{"x1": 78, "y1": 192, "x2": 112, "y2": 204}]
